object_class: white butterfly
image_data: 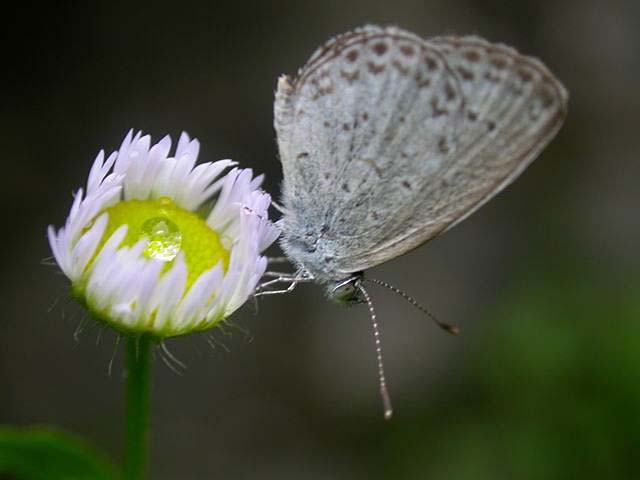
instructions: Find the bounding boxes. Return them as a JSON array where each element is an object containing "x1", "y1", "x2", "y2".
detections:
[{"x1": 263, "y1": 25, "x2": 567, "y2": 418}]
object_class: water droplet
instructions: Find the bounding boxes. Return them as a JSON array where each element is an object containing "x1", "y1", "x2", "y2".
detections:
[{"x1": 141, "y1": 217, "x2": 181, "y2": 262}]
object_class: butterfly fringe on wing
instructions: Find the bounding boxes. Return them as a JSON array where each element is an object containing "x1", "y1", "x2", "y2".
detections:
[{"x1": 273, "y1": 24, "x2": 567, "y2": 303}]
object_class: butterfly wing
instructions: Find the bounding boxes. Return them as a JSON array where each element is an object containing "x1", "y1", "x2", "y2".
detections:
[{"x1": 275, "y1": 26, "x2": 567, "y2": 278}]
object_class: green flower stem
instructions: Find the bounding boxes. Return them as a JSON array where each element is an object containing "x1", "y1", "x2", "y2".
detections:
[{"x1": 123, "y1": 334, "x2": 153, "y2": 480}]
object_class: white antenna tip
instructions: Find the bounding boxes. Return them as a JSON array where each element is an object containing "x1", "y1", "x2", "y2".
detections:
[{"x1": 381, "y1": 385, "x2": 394, "y2": 421}]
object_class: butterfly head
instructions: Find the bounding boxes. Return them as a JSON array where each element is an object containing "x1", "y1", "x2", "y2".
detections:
[{"x1": 327, "y1": 273, "x2": 365, "y2": 305}]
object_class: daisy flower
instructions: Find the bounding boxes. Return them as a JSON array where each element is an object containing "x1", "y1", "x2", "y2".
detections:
[{"x1": 48, "y1": 130, "x2": 279, "y2": 338}]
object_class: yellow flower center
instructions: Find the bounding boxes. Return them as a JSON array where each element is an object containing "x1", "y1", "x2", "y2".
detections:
[{"x1": 96, "y1": 197, "x2": 229, "y2": 291}]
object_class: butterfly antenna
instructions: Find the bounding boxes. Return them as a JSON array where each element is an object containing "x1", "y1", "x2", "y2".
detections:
[
  {"x1": 357, "y1": 281, "x2": 393, "y2": 420},
  {"x1": 366, "y1": 278, "x2": 460, "y2": 335}
]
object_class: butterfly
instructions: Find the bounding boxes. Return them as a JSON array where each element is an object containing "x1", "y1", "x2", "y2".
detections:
[{"x1": 261, "y1": 25, "x2": 567, "y2": 418}]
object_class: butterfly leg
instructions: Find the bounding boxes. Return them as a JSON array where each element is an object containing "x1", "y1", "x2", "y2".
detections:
[
  {"x1": 257, "y1": 274, "x2": 300, "y2": 291},
  {"x1": 270, "y1": 200, "x2": 285, "y2": 214},
  {"x1": 267, "y1": 256, "x2": 290, "y2": 265},
  {"x1": 254, "y1": 279, "x2": 300, "y2": 296},
  {"x1": 255, "y1": 269, "x2": 313, "y2": 296},
  {"x1": 262, "y1": 270, "x2": 298, "y2": 278},
  {"x1": 261, "y1": 267, "x2": 312, "y2": 281}
]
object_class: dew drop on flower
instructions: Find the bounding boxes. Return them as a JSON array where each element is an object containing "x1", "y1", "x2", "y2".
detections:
[{"x1": 141, "y1": 217, "x2": 182, "y2": 262}]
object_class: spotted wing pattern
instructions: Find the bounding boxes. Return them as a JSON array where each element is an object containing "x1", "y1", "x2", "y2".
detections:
[{"x1": 275, "y1": 25, "x2": 567, "y2": 279}]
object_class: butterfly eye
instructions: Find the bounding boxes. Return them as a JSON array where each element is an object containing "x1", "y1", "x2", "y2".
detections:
[{"x1": 328, "y1": 276, "x2": 365, "y2": 305}]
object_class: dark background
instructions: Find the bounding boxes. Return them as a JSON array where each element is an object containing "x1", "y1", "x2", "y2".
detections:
[{"x1": 3, "y1": 0, "x2": 640, "y2": 478}]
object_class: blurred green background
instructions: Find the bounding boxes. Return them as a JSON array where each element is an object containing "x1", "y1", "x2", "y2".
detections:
[{"x1": 2, "y1": 0, "x2": 639, "y2": 478}]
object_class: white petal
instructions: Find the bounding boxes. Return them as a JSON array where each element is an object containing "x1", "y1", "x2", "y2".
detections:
[
  {"x1": 70, "y1": 213, "x2": 108, "y2": 279},
  {"x1": 153, "y1": 254, "x2": 188, "y2": 331},
  {"x1": 176, "y1": 262, "x2": 223, "y2": 329}
]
